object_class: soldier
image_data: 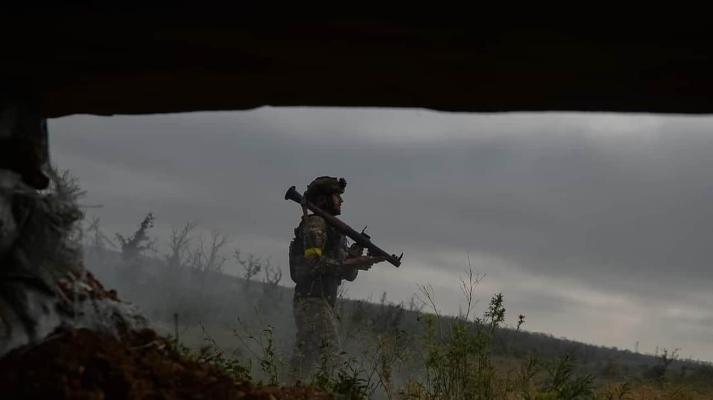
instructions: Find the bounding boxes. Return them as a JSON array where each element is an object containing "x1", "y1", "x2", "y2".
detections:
[{"x1": 287, "y1": 176, "x2": 385, "y2": 383}]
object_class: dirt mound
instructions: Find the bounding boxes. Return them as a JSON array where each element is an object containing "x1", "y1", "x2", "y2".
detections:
[{"x1": 0, "y1": 328, "x2": 334, "y2": 400}]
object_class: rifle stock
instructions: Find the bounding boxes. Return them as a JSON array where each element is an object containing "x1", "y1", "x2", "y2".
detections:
[{"x1": 284, "y1": 185, "x2": 402, "y2": 267}]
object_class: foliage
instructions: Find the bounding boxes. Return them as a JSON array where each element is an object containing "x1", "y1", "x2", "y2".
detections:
[
  {"x1": 81, "y1": 215, "x2": 713, "y2": 400},
  {"x1": 116, "y1": 212, "x2": 156, "y2": 261},
  {"x1": 43, "y1": 163, "x2": 87, "y2": 251}
]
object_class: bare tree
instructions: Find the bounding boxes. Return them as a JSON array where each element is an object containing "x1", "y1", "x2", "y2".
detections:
[
  {"x1": 263, "y1": 260, "x2": 283, "y2": 287},
  {"x1": 84, "y1": 216, "x2": 116, "y2": 262},
  {"x1": 258, "y1": 259, "x2": 284, "y2": 315},
  {"x1": 234, "y1": 249, "x2": 262, "y2": 284},
  {"x1": 408, "y1": 294, "x2": 425, "y2": 313},
  {"x1": 189, "y1": 229, "x2": 229, "y2": 276},
  {"x1": 186, "y1": 246, "x2": 203, "y2": 271},
  {"x1": 165, "y1": 220, "x2": 197, "y2": 271},
  {"x1": 649, "y1": 348, "x2": 681, "y2": 382}
]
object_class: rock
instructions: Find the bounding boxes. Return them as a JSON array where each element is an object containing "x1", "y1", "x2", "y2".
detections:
[
  {"x1": 0, "y1": 100, "x2": 149, "y2": 357},
  {"x1": 0, "y1": 172, "x2": 149, "y2": 357}
]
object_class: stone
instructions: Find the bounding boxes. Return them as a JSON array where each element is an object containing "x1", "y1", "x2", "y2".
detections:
[{"x1": 0, "y1": 101, "x2": 148, "y2": 357}]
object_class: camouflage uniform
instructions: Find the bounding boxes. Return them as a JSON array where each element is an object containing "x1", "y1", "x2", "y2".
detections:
[{"x1": 288, "y1": 179, "x2": 360, "y2": 382}]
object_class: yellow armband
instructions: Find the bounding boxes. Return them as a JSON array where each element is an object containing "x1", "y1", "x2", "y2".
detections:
[{"x1": 304, "y1": 248, "x2": 323, "y2": 257}]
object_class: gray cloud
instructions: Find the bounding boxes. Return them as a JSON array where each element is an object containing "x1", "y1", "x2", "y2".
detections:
[{"x1": 48, "y1": 108, "x2": 713, "y2": 361}]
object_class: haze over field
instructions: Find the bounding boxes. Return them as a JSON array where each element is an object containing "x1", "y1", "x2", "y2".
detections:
[{"x1": 50, "y1": 107, "x2": 713, "y2": 362}]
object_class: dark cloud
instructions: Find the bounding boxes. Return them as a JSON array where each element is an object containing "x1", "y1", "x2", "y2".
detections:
[{"x1": 48, "y1": 108, "x2": 713, "y2": 360}]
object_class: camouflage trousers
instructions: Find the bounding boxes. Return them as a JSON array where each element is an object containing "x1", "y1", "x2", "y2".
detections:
[{"x1": 289, "y1": 295, "x2": 345, "y2": 383}]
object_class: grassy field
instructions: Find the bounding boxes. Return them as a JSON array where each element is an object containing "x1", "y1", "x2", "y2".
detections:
[
  {"x1": 158, "y1": 288, "x2": 713, "y2": 400},
  {"x1": 84, "y1": 245, "x2": 713, "y2": 400}
]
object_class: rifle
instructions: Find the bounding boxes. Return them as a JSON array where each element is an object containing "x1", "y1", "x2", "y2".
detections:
[{"x1": 284, "y1": 185, "x2": 403, "y2": 267}]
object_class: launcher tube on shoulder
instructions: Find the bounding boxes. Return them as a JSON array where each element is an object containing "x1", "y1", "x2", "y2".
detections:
[{"x1": 284, "y1": 185, "x2": 403, "y2": 267}]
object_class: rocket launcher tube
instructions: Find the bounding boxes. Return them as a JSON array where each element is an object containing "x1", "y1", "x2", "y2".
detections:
[{"x1": 284, "y1": 185, "x2": 402, "y2": 267}]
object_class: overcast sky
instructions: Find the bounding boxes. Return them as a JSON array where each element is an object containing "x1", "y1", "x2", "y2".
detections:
[{"x1": 49, "y1": 107, "x2": 713, "y2": 362}]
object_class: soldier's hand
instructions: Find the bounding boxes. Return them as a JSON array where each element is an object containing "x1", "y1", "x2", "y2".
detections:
[
  {"x1": 370, "y1": 255, "x2": 386, "y2": 264},
  {"x1": 348, "y1": 243, "x2": 365, "y2": 257},
  {"x1": 340, "y1": 255, "x2": 382, "y2": 270},
  {"x1": 357, "y1": 255, "x2": 386, "y2": 270}
]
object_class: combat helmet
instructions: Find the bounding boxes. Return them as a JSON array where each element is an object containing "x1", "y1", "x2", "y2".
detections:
[{"x1": 305, "y1": 176, "x2": 347, "y2": 204}]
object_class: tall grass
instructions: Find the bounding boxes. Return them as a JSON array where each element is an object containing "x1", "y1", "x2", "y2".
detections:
[
  {"x1": 160, "y1": 260, "x2": 713, "y2": 400},
  {"x1": 95, "y1": 240, "x2": 702, "y2": 400}
]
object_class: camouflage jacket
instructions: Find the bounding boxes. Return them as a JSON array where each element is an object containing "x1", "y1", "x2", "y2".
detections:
[{"x1": 289, "y1": 215, "x2": 358, "y2": 306}]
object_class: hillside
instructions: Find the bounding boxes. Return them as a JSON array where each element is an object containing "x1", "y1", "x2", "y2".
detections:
[{"x1": 83, "y1": 246, "x2": 709, "y2": 388}]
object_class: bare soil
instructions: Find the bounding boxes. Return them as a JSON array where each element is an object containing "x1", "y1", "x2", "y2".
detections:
[{"x1": 0, "y1": 327, "x2": 334, "y2": 400}]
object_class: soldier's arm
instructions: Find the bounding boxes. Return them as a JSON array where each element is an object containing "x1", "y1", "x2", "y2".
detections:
[
  {"x1": 338, "y1": 242, "x2": 357, "y2": 281},
  {"x1": 303, "y1": 216, "x2": 383, "y2": 277},
  {"x1": 303, "y1": 216, "x2": 340, "y2": 274}
]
